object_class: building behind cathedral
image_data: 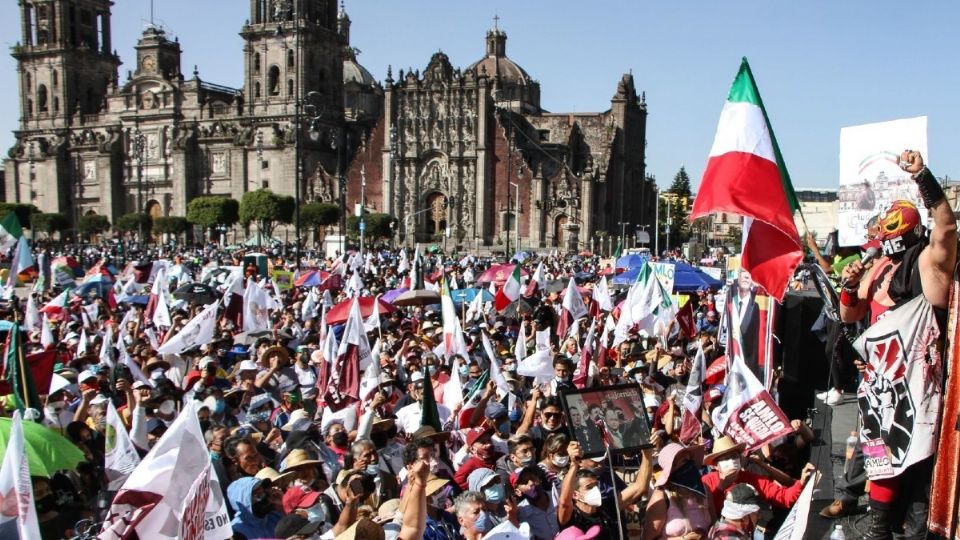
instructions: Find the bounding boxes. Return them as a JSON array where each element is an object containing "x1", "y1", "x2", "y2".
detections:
[{"x1": 5, "y1": 0, "x2": 656, "y2": 252}]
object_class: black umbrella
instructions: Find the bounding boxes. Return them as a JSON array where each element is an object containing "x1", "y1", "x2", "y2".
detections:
[
  {"x1": 500, "y1": 298, "x2": 533, "y2": 318},
  {"x1": 173, "y1": 283, "x2": 218, "y2": 305}
]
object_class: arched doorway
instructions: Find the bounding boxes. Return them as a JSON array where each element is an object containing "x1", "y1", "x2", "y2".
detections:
[
  {"x1": 426, "y1": 193, "x2": 447, "y2": 239},
  {"x1": 146, "y1": 200, "x2": 163, "y2": 242},
  {"x1": 553, "y1": 215, "x2": 568, "y2": 248}
]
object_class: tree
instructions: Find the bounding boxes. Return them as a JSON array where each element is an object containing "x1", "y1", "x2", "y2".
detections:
[
  {"x1": 116, "y1": 213, "x2": 153, "y2": 236},
  {"x1": 347, "y1": 213, "x2": 397, "y2": 240},
  {"x1": 300, "y1": 202, "x2": 341, "y2": 228},
  {"x1": 78, "y1": 214, "x2": 110, "y2": 240},
  {"x1": 29, "y1": 212, "x2": 69, "y2": 235},
  {"x1": 153, "y1": 216, "x2": 190, "y2": 237},
  {"x1": 727, "y1": 225, "x2": 743, "y2": 249},
  {"x1": 662, "y1": 166, "x2": 693, "y2": 249},
  {"x1": 239, "y1": 189, "x2": 295, "y2": 238},
  {"x1": 0, "y1": 203, "x2": 40, "y2": 227},
  {"x1": 186, "y1": 196, "x2": 239, "y2": 230}
]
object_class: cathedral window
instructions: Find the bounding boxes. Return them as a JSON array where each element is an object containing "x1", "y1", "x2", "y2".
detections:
[
  {"x1": 25, "y1": 72, "x2": 31, "y2": 91},
  {"x1": 37, "y1": 85, "x2": 48, "y2": 113},
  {"x1": 287, "y1": 50, "x2": 295, "y2": 68},
  {"x1": 26, "y1": 99, "x2": 33, "y2": 118},
  {"x1": 287, "y1": 79, "x2": 294, "y2": 96},
  {"x1": 52, "y1": 70, "x2": 58, "y2": 87},
  {"x1": 53, "y1": 96, "x2": 59, "y2": 113},
  {"x1": 268, "y1": 66, "x2": 280, "y2": 95},
  {"x1": 254, "y1": 53, "x2": 261, "y2": 74},
  {"x1": 255, "y1": 82, "x2": 261, "y2": 99}
]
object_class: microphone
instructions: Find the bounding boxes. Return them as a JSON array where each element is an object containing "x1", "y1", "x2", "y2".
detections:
[{"x1": 842, "y1": 246, "x2": 880, "y2": 289}]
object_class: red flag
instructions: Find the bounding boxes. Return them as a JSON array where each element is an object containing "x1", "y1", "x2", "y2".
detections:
[
  {"x1": 573, "y1": 319, "x2": 596, "y2": 389},
  {"x1": 676, "y1": 302, "x2": 696, "y2": 339},
  {"x1": 0, "y1": 348, "x2": 56, "y2": 397},
  {"x1": 133, "y1": 262, "x2": 154, "y2": 284},
  {"x1": 323, "y1": 299, "x2": 368, "y2": 409},
  {"x1": 704, "y1": 356, "x2": 726, "y2": 386},
  {"x1": 690, "y1": 59, "x2": 802, "y2": 300}
]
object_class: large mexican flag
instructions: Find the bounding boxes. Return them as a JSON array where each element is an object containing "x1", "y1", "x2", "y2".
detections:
[{"x1": 691, "y1": 58, "x2": 802, "y2": 300}]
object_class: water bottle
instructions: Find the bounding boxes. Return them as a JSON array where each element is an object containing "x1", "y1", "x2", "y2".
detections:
[
  {"x1": 830, "y1": 524, "x2": 846, "y2": 540},
  {"x1": 844, "y1": 431, "x2": 858, "y2": 474}
]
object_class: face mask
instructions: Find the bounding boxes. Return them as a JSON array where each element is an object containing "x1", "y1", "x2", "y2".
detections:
[
  {"x1": 150, "y1": 369, "x2": 165, "y2": 380},
  {"x1": 581, "y1": 486, "x2": 602, "y2": 507},
  {"x1": 213, "y1": 399, "x2": 226, "y2": 415},
  {"x1": 473, "y1": 510, "x2": 492, "y2": 533},
  {"x1": 519, "y1": 455, "x2": 534, "y2": 467},
  {"x1": 365, "y1": 464, "x2": 379, "y2": 477},
  {"x1": 504, "y1": 364, "x2": 517, "y2": 373},
  {"x1": 331, "y1": 431, "x2": 348, "y2": 448},
  {"x1": 552, "y1": 455, "x2": 570, "y2": 468},
  {"x1": 428, "y1": 366, "x2": 438, "y2": 377},
  {"x1": 522, "y1": 484, "x2": 540, "y2": 500},
  {"x1": 251, "y1": 492, "x2": 273, "y2": 518},
  {"x1": 508, "y1": 409, "x2": 522, "y2": 423},
  {"x1": 429, "y1": 459, "x2": 440, "y2": 474},
  {"x1": 634, "y1": 374, "x2": 645, "y2": 384},
  {"x1": 250, "y1": 411, "x2": 271, "y2": 424},
  {"x1": 555, "y1": 375, "x2": 568, "y2": 384},
  {"x1": 718, "y1": 457, "x2": 742, "y2": 474},
  {"x1": 305, "y1": 501, "x2": 326, "y2": 522},
  {"x1": 670, "y1": 460, "x2": 706, "y2": 496},
  {"x1": 458, "y1": 365, "x2": 470, "y2": 377},
  {"x1": 199, "y1": 420, "x2": 211, "y2": 433},
  {"x1": 379, "y1": 386, "x2": 393, "y2": 398},
  {"x1": 158, "y1": 400, "x2": 175, "y2": 415},
  {"x1": 483, "y1": 484, "x2": 505, "y2": 504},
  {"x1": 498, "y1": 421, "x2": 511, "y2": 437}
]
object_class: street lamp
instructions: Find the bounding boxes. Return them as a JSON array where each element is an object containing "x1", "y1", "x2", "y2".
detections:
[
  {"x1": 131, "y1": 128, "x2": 146, "y2": 242},
  {"x1": 618, "y1": 221, "x2": 629, "y2": 253},
  {"x1": 509, "y1": 182, "x2": 519, "y2": 255},
  {"x1": 255, "y1": 129, "x2": 264, "y2": 190}
]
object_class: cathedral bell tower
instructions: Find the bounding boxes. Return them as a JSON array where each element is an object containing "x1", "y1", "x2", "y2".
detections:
[
  {"x1": 13, "y1": 0, "x2": 121, "y2": 128},
  {"x1": 241, "y1": 0, "x2": 344, "y2": 119}
]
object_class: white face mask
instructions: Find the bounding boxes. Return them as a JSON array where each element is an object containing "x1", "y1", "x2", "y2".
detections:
[
  {"x1": 581, "y1": 486, "x2": 602, "y2": 507},
  {"x1": 305, "y1": 501, "x2": 326, "y2": 522},
  {"x1": 552, "y1": 455, "x2": 570, "y2": 468},
  {"x1": 158, "y1": 400, "x2": 175, "y2": 415},
  {"x1": 718, "y1": 457, "x2": 742, "y2": 474}
]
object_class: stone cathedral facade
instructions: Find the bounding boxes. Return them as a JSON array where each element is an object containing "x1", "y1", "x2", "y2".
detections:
[{"x1": 5, "y1": 0, "x2": 656, "y2": 251}]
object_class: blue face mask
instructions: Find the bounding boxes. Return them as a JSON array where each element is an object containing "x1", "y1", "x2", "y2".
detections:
[
  {"x1": 483, "y1": 484, "x2": 505, "y2": 504},
  {"x1": 474, "y1": 510, "x2": 492, "y2": 533},
  {"x1": 498, "y1": 421, "x2": 511, "y2": 437},
  {"x1": 365, "y1": 464, "x2": 379, "y2": 477},
  {"x1": 428, "y1": 366, "x2": 438, "y2": 377},
  {"x1": 250, "y1": 411, "x2": 270, "y2": 424},
  {"x1": 213, "y1": 399, "x2": 226, "y2": 415},
  {"x1": 458, "y1": 365, "x2": 470, "y2": 377}
]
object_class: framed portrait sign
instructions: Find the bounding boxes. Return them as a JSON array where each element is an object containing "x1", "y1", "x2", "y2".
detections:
[{"x1": 559, "y1": 384, "x2": 653, "y2": 457}]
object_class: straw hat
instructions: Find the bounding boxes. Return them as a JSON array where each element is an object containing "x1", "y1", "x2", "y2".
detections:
[
  {"x1": 425, "y1": 475, "x2": 450, "y2": 496},
  {"x1": 281, "y1": 449, "x2": 323, "y2": 472},
  {"x1": 262, "y1": 345, "x2": 290, "y2": 365},
  {"x1": 703, "y1": 436, "x2": 746, "y2": 466},
  {"x1": 334, "y1": 518, "x2": 383, "y2": 540},
  {"x1": 255, "y1": 466, "x2": 294, "y2": 486}
]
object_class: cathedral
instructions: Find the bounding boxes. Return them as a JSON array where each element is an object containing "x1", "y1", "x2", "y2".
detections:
[{"x1": 5, "y1": 0, "x2": 657, "y2": 252}]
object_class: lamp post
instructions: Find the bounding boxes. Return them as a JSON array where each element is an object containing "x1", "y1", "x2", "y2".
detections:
[
  {"x1": 131, "y1": 128, "x2": 145, "y2": 243},
  {"x1": 509, "y1": 182, "x2": 519, "y2": 255},
  {"x1": 255, "y1": 129, "x2": 264, "y2": 190},
  {"x1": 359, "y1": 165, "x2": 366, "y2": 257}
]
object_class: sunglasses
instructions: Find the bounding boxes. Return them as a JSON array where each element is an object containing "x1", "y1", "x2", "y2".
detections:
[{"x1": 542, "y1": 412, "x2": 562, "y2": 419}]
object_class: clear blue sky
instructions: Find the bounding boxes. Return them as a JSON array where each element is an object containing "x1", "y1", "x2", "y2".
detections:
[{"x1": 2, "y1": 1, "x2": 958, "y2": 190}]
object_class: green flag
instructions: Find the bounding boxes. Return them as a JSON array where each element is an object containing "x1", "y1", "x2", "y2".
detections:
[
  {"x1": 0, "y1": 212, "x2": 23, "y2": 251},
  {"x1": 419, "y1": 363, "x2": 442, "y2": 431},
  {"x1": 3, "y1": 323, "x2": 41, "y2": 413},
  {"x1": 612, "y1": 237, "x2": 623, "y2": 259}
]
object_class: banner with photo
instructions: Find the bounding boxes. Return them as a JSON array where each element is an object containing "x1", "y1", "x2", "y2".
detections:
[
  {"x1": 722, "y1": 272, "x2": 778, "y2": 388},
  {"x1": 838, "y1": 116, "x2": 928, "y2": 246},
  {"x1": 713, "y1": 354, "x2": 794, "y2": 452},
  {"x1": 560, "y1": 384, "x2": 652, "y2": 457}
]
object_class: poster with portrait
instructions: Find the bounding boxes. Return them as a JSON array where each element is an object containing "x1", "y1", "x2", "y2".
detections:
[
  {"x1": 560, "y1": 384, "x2": 652, "y2": 457},
  {"x1": 838, "y1": 116, "x2": 928, "y2": 246},
  {"x1": 723, "y1": 270, "x2": 778, "y2": 388}
]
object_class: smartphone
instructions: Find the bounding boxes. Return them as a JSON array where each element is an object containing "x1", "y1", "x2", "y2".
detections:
[
  {"x1": 349, "y1": 477, "x2": 365, "y2": 496},
  {"x1": 609, "y1": 368, "x2": 624, "y2": 377}
]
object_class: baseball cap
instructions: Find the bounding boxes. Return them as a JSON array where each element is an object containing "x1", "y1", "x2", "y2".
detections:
[{"x1": 274, "y1": 513, "x2": 321, "y2": 538}]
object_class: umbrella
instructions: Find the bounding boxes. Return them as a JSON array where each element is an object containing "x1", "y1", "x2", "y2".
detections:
[
  {"x1": 611, "y1": 266, "x2": 644, "y2": 286},
  {"x1": 392, "y1": 289, "x2": 441, "y2": 307},
  {"x1": 476, "y1": 264, "x2": 528, "y2": 286},
  {"x1": 234, "y1": 329, "x2": 274, "y2": 345},
  {"x1": 173, "y1": 283, "x2": 218, "y2": 305},
  {"x1": 381, "y1": 287, "x2": 409, "y2": 304},
  {"x1": 615, "y1": 253, "x2": 649, "y2": 270},
  {"x1": 295, "y1": 269, "x2": 330, "y2": 288},
  {"x1": 500, "y1": 298, "x2": 533, "y2": 318},
  {"x1": 73, "y1": 280, "x2": 113, "y2": 299},
  {"x1": 124, "y1": 295, "x2": 150, "y2": 305},
  {"x1": 52, "y1": 256, "x2": 83, "y2": 277},
  {"x1": 449, "y1": 288, "x2": 494, "y2": 307},
  {"x1": 202, "y1": 267, "x2": 235, "y2": 286},
  {"x1": 0, "y1": 417, "x2": 86, "y2": 477},
  {"x1": 672, "y1": 262, "x2": 724, "y2": 292},
  {"x1": 327, "y1": 296, "x2": 396, "y2": 325}
]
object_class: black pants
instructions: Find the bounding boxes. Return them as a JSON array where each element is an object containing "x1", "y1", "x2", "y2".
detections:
[{"x1": 836, "y1": 441, "x2": 866, "y2": 503}]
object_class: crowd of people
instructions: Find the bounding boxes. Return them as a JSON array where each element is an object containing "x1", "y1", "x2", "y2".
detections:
[{"x1": 0, "y1": 152, "x2": 953, "y2": 540}]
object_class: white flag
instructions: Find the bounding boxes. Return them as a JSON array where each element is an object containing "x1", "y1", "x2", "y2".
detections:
[
  {"x1": 517, "y1": 348, "x2": 555, "y2": 380},
  {"x1": 105, "y1": 400, "x2": 141, "y2": 490},
  {"x1": 178, "y1": 463, "x2": 212, "y2": 540},
  {"x1": 594, "y1": 276, "x2": 614, "y2": 312},
  {"x1": 158, "y1": 301, "x2": 220, "y2": 355},
  {"x1": 482, "y1": 332, "x2": 511, "y2": 395},
  {"x1": 99, "y1": 326, "x2": 115, "y2": 367},
  {"x1": 152, "y1": 267, "x2": 172, "y2": 329},
  {"x1": 0, "y1": 411, "x2": 41, "y2": 539},
  {"x1": 119, "y1": 344, "x2": 151, "y2": 386},
  {"x1": 242, "y1": 278, "x2": 273, "y2": 332},
  {"x1": 358, "y1": 339, "x2": 382, "y2": 402},
  {"x1": 77, "y1": 327, "x2": 89, "y2": 358},
  {"x1": 772, "y1": 473, "x2": 819, "y2": 540},
  {"x1": 24, "y1": 295, "x2": 41, "y2": 332},
  {"x1": 40, "y1": 314, "x2": 55, "y2": 349},
  {"x1": 100, "y1": 401, "x2": 231, "y2": 540},
  {"x1": 364, "y1": 295, "x2": 381, "y2": 333},
  {"x1": 514, "y1": 320, "x2": 528, "y2": 363},
  {"x1": 562, "y1": 277, "x2": 588, "y2": 320},
  {"x1": 302, "y1": 288, "x2": 320, "y2": 322}
]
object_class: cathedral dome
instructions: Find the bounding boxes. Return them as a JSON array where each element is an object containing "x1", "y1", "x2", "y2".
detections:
[
  {"x1": 343, "y1": 54, "x2": 376, "y2": 87},
  {"x1": 467, "y1": 29, "x2": 533, "y2": 86}
]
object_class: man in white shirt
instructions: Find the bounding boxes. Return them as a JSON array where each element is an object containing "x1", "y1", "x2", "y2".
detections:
[{"x1": 395, "y1": 371, "x2": 452, "y2": 435}]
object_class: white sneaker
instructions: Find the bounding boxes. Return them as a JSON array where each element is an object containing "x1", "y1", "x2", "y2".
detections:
[
  {"x1": 816, "y1": 391, "x2": 830, "y2": 401},
  {"x1": 825, "y1": 389, "x2": 843, "y2": 406}
]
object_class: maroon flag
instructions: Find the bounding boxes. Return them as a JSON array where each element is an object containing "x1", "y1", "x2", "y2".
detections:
[
  {"x1": 573, "y1": 319, "x2": 596, "y2": 389},
  {"x1": 712, "y1": 354, "x2": 793, "y2": 451},
  {"x1": 323, "y1": 299, "x2": 369, "y2": 409},
  {"x1": 676, "y1": 302, "x2": 696, "y2": 340},
  {"x1": 133, "y1": 262, "x2": 154, "y2": 284}
]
